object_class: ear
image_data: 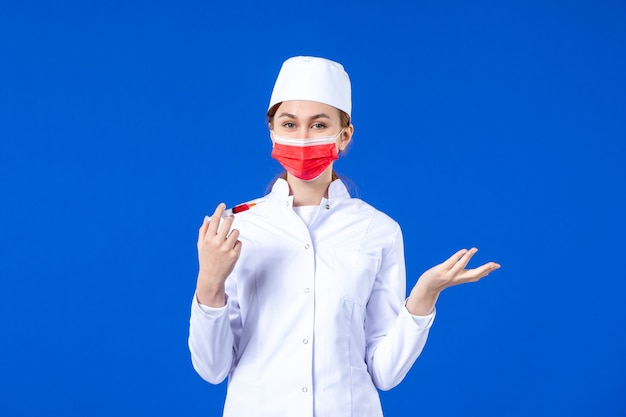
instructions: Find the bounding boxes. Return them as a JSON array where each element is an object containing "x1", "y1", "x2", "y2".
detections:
[{"x1": 337, "y1": 124, "x2": 354, "y2": 152}]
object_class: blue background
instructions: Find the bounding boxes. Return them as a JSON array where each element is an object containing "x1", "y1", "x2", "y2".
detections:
[{"x1": 1, "y1": 0, "x2": 625, "y2": 416}]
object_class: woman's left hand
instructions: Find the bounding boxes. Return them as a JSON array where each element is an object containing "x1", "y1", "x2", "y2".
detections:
[{"x1": 405, "y1": 248, "x2": 500, "y2": 316}]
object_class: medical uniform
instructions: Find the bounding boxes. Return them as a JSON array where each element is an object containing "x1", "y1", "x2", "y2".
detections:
[{"x1": 189, "y1": 178, "x2": 435, "y2": 416}]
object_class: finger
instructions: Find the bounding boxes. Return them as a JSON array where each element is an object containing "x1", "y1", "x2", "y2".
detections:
[
  {"x1": 198, "y1": 215, "x2": 210, "y2": 241},
  {"x1": 207, "y1": 203, "x2": 226, "y2": 235},
  {"x1": 225, "y1": 228, "x2": 240, "y2": 247},
  {"x1": 232, "y1": 239, "x2": 243, "y2": 257},
  {"x1": 442, "y1": 249, "x2": 469, "y2": 270},
  {"x1": 458, "y1": 262, "x2": 501, "y2": 282},
  {"x1": 216, "y1": 214, "x2": 235, "y2": 240},
  {"x1": 449, "y1": 247, "x2": 478, "y2": 275}
]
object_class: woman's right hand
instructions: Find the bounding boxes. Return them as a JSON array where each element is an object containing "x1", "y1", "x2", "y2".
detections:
[{"x1": 195, "y1": 203, "x2": 242, "y2": 307}]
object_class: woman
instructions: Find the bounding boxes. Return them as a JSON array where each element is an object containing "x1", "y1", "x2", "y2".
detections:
[{"x1": 188, "y1": 56, "x2": 500, "y2": 416}]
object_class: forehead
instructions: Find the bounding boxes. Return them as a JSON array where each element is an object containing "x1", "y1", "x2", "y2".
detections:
[{"x1": 276, "y1": 100, "x2": 341, "y2": 118}]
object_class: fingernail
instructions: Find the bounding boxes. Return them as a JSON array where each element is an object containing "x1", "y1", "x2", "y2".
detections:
[{"x1": 204, "y1": 215, "x2": 210, "y2": 222}]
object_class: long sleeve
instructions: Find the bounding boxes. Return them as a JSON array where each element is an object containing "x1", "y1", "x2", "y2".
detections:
[
  {"x1": 364, "y1": 224, "x2": 434, "y2": 391},
  {"x1": 188, "y1": 293, "x2": 235, "y2": 384}
]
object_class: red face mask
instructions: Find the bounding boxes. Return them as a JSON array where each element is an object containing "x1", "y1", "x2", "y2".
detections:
[{"x1": 271, "y1": 130, "x2": 343, "y2": 181}]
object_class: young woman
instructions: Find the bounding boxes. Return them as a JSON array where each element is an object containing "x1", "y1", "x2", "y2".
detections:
[{"x1": 189, "y1": 56, "x2": 500, "y2": 416}]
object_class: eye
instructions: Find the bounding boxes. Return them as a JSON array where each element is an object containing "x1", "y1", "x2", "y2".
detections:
[
  {"x1": 282, "y1": 122, "x2": 296, "y2": 129},
  {"x1": 312, "y1": 122, "x2": 326, "y2": 129}
]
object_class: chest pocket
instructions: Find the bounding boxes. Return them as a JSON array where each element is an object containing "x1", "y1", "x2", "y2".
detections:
[{"x1": 333, "y1": 252, "x2": 380, "y2": 306}]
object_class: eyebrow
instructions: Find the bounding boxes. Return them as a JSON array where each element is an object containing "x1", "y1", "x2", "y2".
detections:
[{"x1": 276, "y1": 112, "x2": 332, "y2": 121}]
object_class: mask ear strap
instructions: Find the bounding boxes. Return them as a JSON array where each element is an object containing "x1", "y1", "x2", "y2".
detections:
[{"x1": 336, "y1": 128, "x2": 347, "y2": 152}]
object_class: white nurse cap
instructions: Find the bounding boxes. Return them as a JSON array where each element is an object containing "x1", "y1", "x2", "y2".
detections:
[{"x1": 268, "y1": 56, "x2": 352, "y2": 117}]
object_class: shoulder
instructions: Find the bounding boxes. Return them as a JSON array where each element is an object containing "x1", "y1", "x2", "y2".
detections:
[
  {"x1": 228, "y1": 192, "x2": 292, "y2": 234},
  {"x1": 335, "y1": 198, "x2": 402, "y2": 251},
  {"x1": 349, "y1": 198, "x2": 399, "y2": 229}
]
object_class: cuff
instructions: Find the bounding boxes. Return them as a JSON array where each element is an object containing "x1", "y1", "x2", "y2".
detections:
[
  {"x1": 404, "y1": 304, "x2": 436, "y2": 329},
  {"x1": 194, "y1": 292, "x2": 228, "y2": 318}
]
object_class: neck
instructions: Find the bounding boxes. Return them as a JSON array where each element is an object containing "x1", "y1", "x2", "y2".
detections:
[{"x1": 287, "y1": 168, "x2": 334, "y2": 206}]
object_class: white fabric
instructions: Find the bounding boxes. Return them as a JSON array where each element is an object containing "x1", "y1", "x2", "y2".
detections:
[
  {"x1": 268, "y1": 56, "x2": 352, "y2": 116},
  {"x1": 189, "y1": 179, "x2": 434, "y2": 417},
  {"x1": 292, "y1": 205, "x2": 320, "y2": 227},
  {"x1": 272, "y1": 129, "x2": 343, "y2": 147},
  {"x1": 197, "y1": 298, "x2": 434, "y2": 328}
]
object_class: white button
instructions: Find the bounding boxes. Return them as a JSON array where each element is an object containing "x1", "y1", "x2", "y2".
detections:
[
  {"x1": 302, "y1": 387, "x2": 308, "y2": 393},
  {"x1": 303, "y1": 338, "x2": 308, "y2": 344},
  {"x1": 304, "y1": 288, "x2": 310, "y2": 293},
  {"x1": 304, "y1": 244, "x2": 310, "y2": 249},
  {"x1": 285, "y1": 201, "x2": 289, "y2": 206}
]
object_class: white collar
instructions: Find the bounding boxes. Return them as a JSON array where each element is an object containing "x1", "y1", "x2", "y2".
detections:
[
  {"x1": 269, "y1": 178, "x2": 350, "y2": 200},
  {"x1": 268, "y1": 178, "x2": 351, "y2": 209}
]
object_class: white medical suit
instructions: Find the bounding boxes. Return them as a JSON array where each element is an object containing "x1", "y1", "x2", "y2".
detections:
[{"x1": 189, "y1": 178, "x2": 434, "y2": 416}]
